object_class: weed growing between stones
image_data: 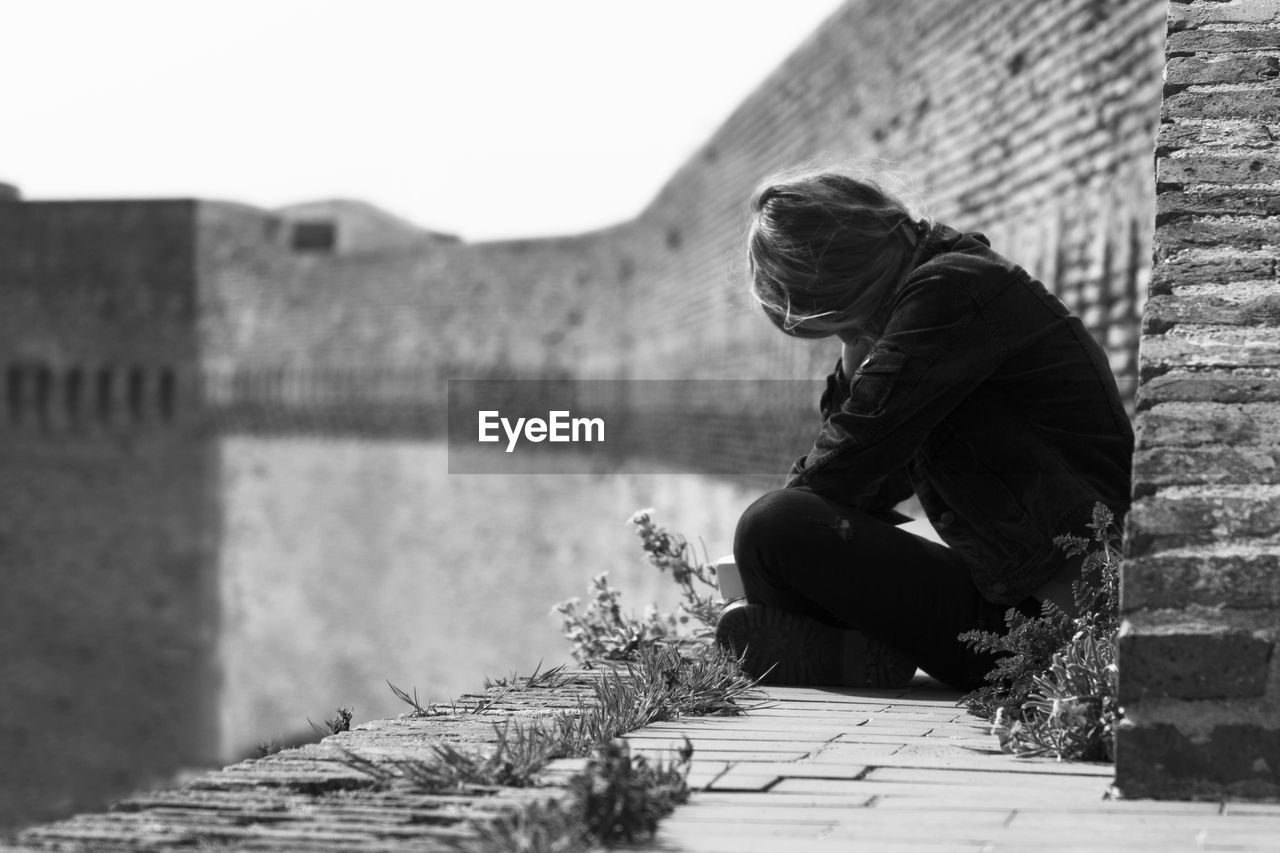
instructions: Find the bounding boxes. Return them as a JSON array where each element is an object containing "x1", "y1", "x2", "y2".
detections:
[
  {"x1": 338, "y1": 644, "x2": 761, "y2": 846},
  {"x1": 254, "y1": 741, "x2": 282, "y2": 758},
  {"x1": 571, "y1": 737, "x2": 693, "y2": 845},
  {"x1": 456, "y1": 737, "x2": 692, "y2": 853},
  {"x1": 306, "y1": 706, "x2": 352, "y2": 738},
  {"x1": 553, "y1": 508, "x2": 722, "y2": 664},
  {"x1": 958, "y1": 503, "x2": 1123, "y2": 762}
]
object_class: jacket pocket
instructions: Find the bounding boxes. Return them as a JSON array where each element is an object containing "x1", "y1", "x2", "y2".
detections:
[{"x1": 844, "y1": 348, "x2": 907, "y2": 417}]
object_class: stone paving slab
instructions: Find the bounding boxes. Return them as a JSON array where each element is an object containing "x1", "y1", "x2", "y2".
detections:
[
  {"x1": 625, "y1": 678, "x2": 1280, "y2": 853},
  {"x1": 5, "y1": 670, "x2": 1277, "y2": 851}
]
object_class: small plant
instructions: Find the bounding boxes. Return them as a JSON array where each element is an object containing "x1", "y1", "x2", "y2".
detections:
[
  {"x1": 992, "y1": 623, "x2": 1120, "y2": 761},
  {"x1": 473, "y1": 661, "x2": 574, "y2": 714},
  {"x1": 957, "y1": 601, "x2": 1074, "y2": 721},
  {"x1": 388, "y1": 680, "x2": 463, "y2": 718},
  {"x1": 959, "y1": 503, "x2": 1123, "y2": 761},
  {"x1": 307, "y1": 706, "x2": 353, "y2": 738},
  {"x1": 553, "y1": 509, "x2": 723, "y2": 664},
  {"x1": 453, "y1": 738, "x2": 692, "y2": 853},
  {"x1": 570, "y1": 737, "x2": 692, "y2": 844},
  {"x1": 255, "y1": 741, "x2": 282, "y2": 758},
  {"x1": 484, "y1": 660, "x2": 573, "y2": 691},
  {"x1": 629, "y1": 508, "x2": 723, "y2": 632},
  {"x1": 326, "y1": 707, "x2": 353, "y2": 733},
  {"x1": 387, "y1": 681, "x2": 433, "y2": 716},
  {"x1": 553, "y1": 573, "x2": 681, "y2": 663}
]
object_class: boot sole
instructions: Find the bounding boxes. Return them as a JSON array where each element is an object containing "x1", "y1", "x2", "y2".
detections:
[{"x1": 716, "y1": 604, "x2": 917, "y2": 688}]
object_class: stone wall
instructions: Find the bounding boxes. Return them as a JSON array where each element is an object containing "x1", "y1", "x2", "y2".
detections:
[
  {"x1": 0, "y1": 202, "x2": 220, "y2": 827},
  {"x1": 1118, "y1": 0, "x2": 1280, "y2": 800},
  {"x1": 195, "y1": 203, "x2": 631, "y2": 433}
]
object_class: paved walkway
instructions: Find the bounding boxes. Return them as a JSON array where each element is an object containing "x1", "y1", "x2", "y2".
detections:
[
  {"x1": 6, "y1": 673, "x2": 1279, "y2": 851},
  {"x1": 561, "y1": 676, "x2": 1280, "y2": 853}
]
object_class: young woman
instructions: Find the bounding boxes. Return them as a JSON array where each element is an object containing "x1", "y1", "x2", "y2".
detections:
[{"x1": 715, "y1": 170, "x2": 1134, "y2": 690}]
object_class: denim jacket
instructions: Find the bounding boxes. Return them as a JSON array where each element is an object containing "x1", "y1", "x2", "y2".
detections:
[{"x1": 785, "y1": 224, "x2": 1134, "y2": 605}]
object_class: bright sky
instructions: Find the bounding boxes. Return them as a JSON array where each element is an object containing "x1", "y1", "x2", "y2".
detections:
[{"x1": 2, "y1": 1, "x2": 845, "y2": 241}]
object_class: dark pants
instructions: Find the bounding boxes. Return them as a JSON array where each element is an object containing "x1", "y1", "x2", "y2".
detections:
[{"x1": 733, "y1": 487, "x2": 1037, "y2": 690}]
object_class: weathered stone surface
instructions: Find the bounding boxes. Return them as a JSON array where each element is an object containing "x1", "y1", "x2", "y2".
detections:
[
  {"x1": 1127, "y1": 487, "x2": 1280, "y2": 553},
  {"x1": 1157, "y1": 122, "x2": 1277, "y2": 155},
  {"x1": 1157, "y1": 186, "x2": 1280, "y2": 222},
  {"x1": 1124, "y1": 550, "x2": 1280, "y2": 610},
  {"x1": 1140, "y1": 327, "x2": 1280, "y2": 372},
  {"x1": 1138, "y1": 371, "x2": 1280, "y2": 406},
  {"x1": 1169, "y1": 0, "x2": 1280, "y2": 27},
  {"x1": 1118, "y1": 630, "x2": 1273, "y2": 701},
  {"x1": 1166, "y1": 55, "x2": 1280, "y2": 86},
  {"x1": 1156, "y1": 217, "x2": 1279, "y2": 258},
  {"x1": 1148, "y1": 252, "x2": 1275, "y2": 293},
  {"x1": 1143, "y1": 288, "x2": 1280, "y2": 331},
  {"x1": 1116, "y1": 722, "x2": 1280, "y2": 800},
  {"x1": 1167, "y1": 27, "x2": 1280, "y2": 55},
  {"x1": 1135, "y1": 401, "x2": 1280, "y2": 445},
  {"x1": 1134, "y1": 445, "x2": 1280, "y2": 489},
  {"x1": 1164, "y1": 88, "x2": 1280, "y2": 121},
  {"x1": 1158, "y1": 154, "x2": 1280, "y2": 185}
]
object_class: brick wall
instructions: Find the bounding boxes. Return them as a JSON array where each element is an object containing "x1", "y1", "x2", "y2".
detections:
[
  {"x1": 623, "y1": 0, "x2": 1164, "y2": 388},
  {"x1": 1118, "y1": 0, "x2": 1280, "y2": 800}
]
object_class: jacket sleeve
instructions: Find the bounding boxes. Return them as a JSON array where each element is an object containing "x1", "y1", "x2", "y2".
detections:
[
  {"x1": 785, "y1": 358, "x2": 915, "y2": 520},
  {"x1": 783, "y1": 356, "x2": 851, "y2": 485},
  {"x1": 786, "y1": 269, "x2": 1008, "y2": 504}
]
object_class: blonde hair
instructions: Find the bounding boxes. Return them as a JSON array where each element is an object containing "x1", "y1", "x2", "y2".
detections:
[{"x1": 746, "y1": 167, "x2": 929, "y2": 340}]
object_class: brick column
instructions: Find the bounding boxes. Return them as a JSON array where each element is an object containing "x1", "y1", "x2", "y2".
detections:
[{"x1": 1118, "y1": 0, "x2": 1280, "y2": 799}]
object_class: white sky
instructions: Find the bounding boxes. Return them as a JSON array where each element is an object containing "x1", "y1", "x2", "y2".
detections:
[{"x1": 2, "y1": 1, "x2": 845, "y2": 241}]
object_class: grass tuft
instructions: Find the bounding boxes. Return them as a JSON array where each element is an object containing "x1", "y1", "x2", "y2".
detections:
[{"x1": 307, "y1": 706, "x2": 352, "y2": 738}]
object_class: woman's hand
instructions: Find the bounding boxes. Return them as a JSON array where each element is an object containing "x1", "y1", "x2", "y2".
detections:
[{"x1": 839, "y1": 336, "x2": 873, "y2": 378}]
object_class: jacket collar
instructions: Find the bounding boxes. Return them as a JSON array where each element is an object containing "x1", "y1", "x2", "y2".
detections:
[{"x1": 915, "y1": 222, "x2": 990, "y2": 269}]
